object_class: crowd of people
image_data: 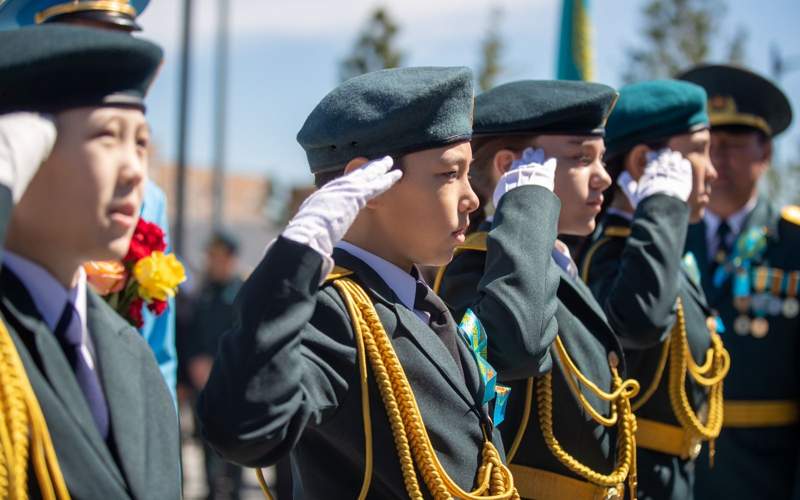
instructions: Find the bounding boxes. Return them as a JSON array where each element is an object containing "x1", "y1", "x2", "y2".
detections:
[{"x1": 0, "y1": 1, "x2": 797, "y2": 500}]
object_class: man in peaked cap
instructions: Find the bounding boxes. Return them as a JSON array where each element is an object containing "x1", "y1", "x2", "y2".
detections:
[
  {"x1": 0, "y1": 0, "x2": 180, "y2": 407},
  {"x1": 198, "y1": 66, "x2": 537, "y2": 498},
  {"x1": 0, "y1": 24, "x2": 179, "y2": 499},
  {"x1": 678, "y1": 64, "x2": 800, "y2": 500}
]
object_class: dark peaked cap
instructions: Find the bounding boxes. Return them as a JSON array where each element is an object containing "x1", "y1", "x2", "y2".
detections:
[
  {"x1": 473, "y1": 80, "x2": 618, "y2": 137},
  {"x1": 297, "y1": 66, "x2": 475, "y2": 174},
  {"x1": 678, "y1": 63, "x2": 793, "y2": 137},
  {"x1": 0, "y1": 24, "x2": 162, "y2": 114}
]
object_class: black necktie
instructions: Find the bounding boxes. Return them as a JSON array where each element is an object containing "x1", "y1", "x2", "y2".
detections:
[
  {"x1": 710, "y1": 220, "x2": 732, "y2": 277},
  {"x1": 414, "y1": 281, "x2": 464, "y2": 376},
  {"x1": 54, "y1": 302, "x2": 110, "y2": 440}
]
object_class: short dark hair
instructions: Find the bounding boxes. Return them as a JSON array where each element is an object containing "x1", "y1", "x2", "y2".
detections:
[{"x1": 312, "y1": 155, "x2": 407, "y2": 189}]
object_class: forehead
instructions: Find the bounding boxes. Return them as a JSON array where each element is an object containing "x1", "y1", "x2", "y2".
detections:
[
  {"x1": 540, "y1": 134, "x2": 604, "y2": 149},
  {"x1": 57, "y1": 105, "x2": 147, "y2": 125}
]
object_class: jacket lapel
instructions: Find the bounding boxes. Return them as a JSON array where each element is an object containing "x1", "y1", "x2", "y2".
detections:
[
  {"x1": 332, "y1": 249, "x2": 479, "y2": 409},
  {"x1": 0, "y1": 269, "x2": 126, "y2": 487},
  {"x1": 87, "y1": 291, "x2": 148, "y2": 499}
]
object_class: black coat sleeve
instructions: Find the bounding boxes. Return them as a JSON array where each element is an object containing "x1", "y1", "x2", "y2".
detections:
[
  {"x1": 439, "y1": 185, "x2": 560, "y2": 380},
  {"x1": 197, "y1": 236, "x2": 357, "y2": 467},
  {"x1": 584, "y1": 194, "x2": 689, "y2": 349}
]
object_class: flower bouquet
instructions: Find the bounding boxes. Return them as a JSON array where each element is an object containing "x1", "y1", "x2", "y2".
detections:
[{"x1": 84, "y1": 218, "x2": 186, "y2": 328}]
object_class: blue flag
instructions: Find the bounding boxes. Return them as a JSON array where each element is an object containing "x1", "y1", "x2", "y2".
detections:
[{"x1": 556, "y1": 0, "x2": 593, "y2": 80}]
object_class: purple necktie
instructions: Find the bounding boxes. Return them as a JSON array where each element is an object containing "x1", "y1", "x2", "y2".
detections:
[{"x1": 54, "y1": 302, "x2": 110, "y2": 440}]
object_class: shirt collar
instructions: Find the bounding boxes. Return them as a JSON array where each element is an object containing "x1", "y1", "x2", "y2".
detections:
[
  {"x1": 335, "y1": 241, "x2": 419, "y2": 312},
  {"x1": 552, "y1": 240, "x2": 578, "y2": 280},
  {"x1": 704, "y1": 195, "x2": 759, "y2": 241},
  {"x1": 2, "y1": 251, "x2": 88, "y2": 335}
]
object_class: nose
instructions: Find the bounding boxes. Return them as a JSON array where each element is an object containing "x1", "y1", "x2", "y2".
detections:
[
  {"x1": 592, "y1": 160, "x2": 612, "y2": 191},
  {"x1": 461, "y1": 177, "x2": 480, "y2": 214},
  {"x1": 119, "y1": 141, "x2": 147, "y2": 189},
  {"x1": 705, "y1": 157, "x2": 718, "y2": 184}
]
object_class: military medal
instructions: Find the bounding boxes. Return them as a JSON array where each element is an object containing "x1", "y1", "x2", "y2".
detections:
[
  {"x1": 783, "y1": 271, "x2": 800, "y2": 319},
  {"x1": 733, "y1": 315, "x2": 751, "y2": 336},
  {"x1": 750, "y1": 317, "x2": 769, "y2": 338}
]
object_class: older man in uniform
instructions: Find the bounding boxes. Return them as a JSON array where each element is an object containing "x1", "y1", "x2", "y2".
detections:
[
  {"x1": 0, "y1": 0, "x2": 179, "y2": 404},
  {"x1": 678, "y1": 64, "x2": 799, "y2": 499}
]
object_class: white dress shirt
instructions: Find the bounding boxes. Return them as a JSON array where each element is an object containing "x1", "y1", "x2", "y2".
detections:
[
  {"x1": 552, "y1": 240, "x2": 579, "y2": 280},
  {"x1": 3, "y1": 251, "x2": 96, "y2": 369},
  {"x1": 703, "y1": 196, "x2": 758, "y2": 262},
  {"x1": 336, "y1": 240, "x2": 431, "y2": 325}
]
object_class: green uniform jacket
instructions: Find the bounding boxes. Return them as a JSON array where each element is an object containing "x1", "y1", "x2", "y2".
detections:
[
  {"x1": 686, "y1": 196, "x2": 800, "y2": 500},
  {"x1": 582, "y1": 195, "x2": 712, "y2": 500},
  {"x1": 438, "y1": 187, "x2": 627, "y2": 483},
  {"x1": 197, "y1": 187, "x2": 559, "y2": 498},
  {"x1": 0, "y1": 269, "x2": 181, "y2": 500}
]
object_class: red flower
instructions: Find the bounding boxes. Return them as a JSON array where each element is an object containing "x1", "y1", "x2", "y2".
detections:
[
  {"x1": 128, "y1": 298, "x2": 145, "y2": 328},
  {"x1": 147, "y1": 299, "x2": 168, "y2": 316},
  {"x1": 125, "y1": 219, "x2": 166, "y2": 263}
]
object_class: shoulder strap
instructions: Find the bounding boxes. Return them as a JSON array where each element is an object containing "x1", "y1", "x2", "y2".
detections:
[
  {"x1": 325, "y1": 266, "x2": 354, "y2": 283},
  {"x1": 579, "y1": 227, "x2": 630, "y2": 283},
  {"x1": 780, "y1": 205, "x2": 800, "y2": 226},
  {"x1": 432, "y1": 231, "x2": 488, "y2": 293},
  {"x1": 603, "y1": 226, "x2": 631, "y2": 238}
]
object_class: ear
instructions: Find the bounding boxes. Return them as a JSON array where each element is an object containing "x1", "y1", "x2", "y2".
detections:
[
  {"x1": 760, "y1": 139, "x2": 773, "y2": 163},
  {"x1": 625, "y1": 144, "x2": 650, "y2": 180},
  {"x1": 343, "y1": 157, "x2": 370, "y2": 175},
  {"x1": 493, "y1": 149, "x2": 517, "y2": 177}
]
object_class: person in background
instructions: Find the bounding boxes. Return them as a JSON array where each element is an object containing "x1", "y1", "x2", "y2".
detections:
[
  {"x1": 678, "y1": 64, "x2": 800, "y2": 500},
  {"x1": 185, "y1": 231, "x2": 244, "y2": 499}
]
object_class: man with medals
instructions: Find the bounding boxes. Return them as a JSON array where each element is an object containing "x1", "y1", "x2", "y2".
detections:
[
  {"x1": 0, "y1": 0, "x2": 180, "y2": 404},
  {"x1": 581, "y1": 79, "x2": 730, "y2": 500},
  {"x1": 678, "y1": 64, "x2": 799, "y2": 499}
]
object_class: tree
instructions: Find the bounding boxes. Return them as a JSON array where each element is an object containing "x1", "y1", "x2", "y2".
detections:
[
  {"x1": 339, "y1": 7, "x2": 404, "y2": 82},
  {"x1": 476, "y1": 7, "x2": 505, "y2": 92},
  {"x1": 623, "y1": 0, "x2": 748, "y2": 83}
]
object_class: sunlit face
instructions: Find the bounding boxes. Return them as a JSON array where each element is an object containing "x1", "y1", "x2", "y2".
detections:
[
  {"x1": 536, "y1": 135, "x2": 610, "y2": 235},
  {"x1": 709, "y1": 129, "x2": 769, "y2": 210},
  {"x1": 372, "y1": 142, "x2": 479, "y2": 267},
  {"x1": 667, "y1": 128, "x2": 717, "y2": 223},
  {"x1": 12, "y1": 106, "x2": 149, "y2": 262}
]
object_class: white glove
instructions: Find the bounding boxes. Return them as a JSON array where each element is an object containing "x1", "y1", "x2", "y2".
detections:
[
  {"x1": 0, "y1": 113, "x2": 57, "y2": 202},
  {"x1": 492, "y1": 147, "x2": 557, "y2": 210},
  {"x1": 282, "y1": 156, "x2": 403, "y2": 277},
  {"x1": 617, "y1": 149, "x2": 692, "y2": 209}
]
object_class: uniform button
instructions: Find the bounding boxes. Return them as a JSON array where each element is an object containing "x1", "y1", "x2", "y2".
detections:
[{"x1": 607, "y1": 352, "x2": 619, "y2": 369}]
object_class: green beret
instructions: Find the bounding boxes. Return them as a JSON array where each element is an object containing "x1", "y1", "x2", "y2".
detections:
[
  {"x1": 473, "y1": 80, "x2": 618, "y2": 137},
  {"x1": 677, "y1": 64, "x2": 792, "y2": 137},
  {"x1": 297, "y1": 66, "x2": 474, "y2": 174},
  {"x1": 0, "y1": 24, "x2": 162, "y2": 114},
  {"x1": 605, "y1": 79, "x2": 709, "y2": 158}
]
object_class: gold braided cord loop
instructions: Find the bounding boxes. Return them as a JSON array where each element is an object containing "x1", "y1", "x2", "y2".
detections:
[
  {"x1": 667, "y1": 299, "x2": 729, "y2": 465},
  {"x1": 538, "y1": 336, "x2": 640, "y2": 499},
  {"x1": 0, "y1": 319, "x2": 70, "y2": 500},
  {"x1": 333, "y1": 278, "x2": 519, "y2": 500}
]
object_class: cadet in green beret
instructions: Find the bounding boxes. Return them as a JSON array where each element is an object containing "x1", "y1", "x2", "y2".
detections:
[
  {"x1": 0, "y1": 24, "x2": 179, "y2": 499},
  {"x1": 677, "y1": 64, "x2": 800, "y2": 500},
  {"x1": 580, "y1": 79, "x2": 730, "y2": 500},
  {"x1": 436, "y1": 79, "x2": 641, "y2": 500},
  {"x1": 195, "y1": 66, "x2": 554, "y2": 498}
]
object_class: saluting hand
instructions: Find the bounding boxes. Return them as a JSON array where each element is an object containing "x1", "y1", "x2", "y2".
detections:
[
  {"x1": 617, "y1": 149, "x2": 693, "y2": 209},
  {"x1": 282, "y1": 155, "x2": 403, "y2": 275},
  {"x1": 492, "y1": 147, "x2": 557, "y2": 210},
  {"x1": 0, "y1": 113, "x2": 56, "y2": 202}
]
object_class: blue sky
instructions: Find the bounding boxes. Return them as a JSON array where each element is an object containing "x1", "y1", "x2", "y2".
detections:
[{"x1": 138, "y1": 0, "x2": 800, "y2": 187}]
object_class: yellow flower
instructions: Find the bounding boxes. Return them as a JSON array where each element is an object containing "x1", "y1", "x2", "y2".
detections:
[
  {"x1": 133, "y1": 252, "x2": 186, "y2": 302},
  {"x1": 84, "y1": 260, "x2": 128, "y2": 295}
]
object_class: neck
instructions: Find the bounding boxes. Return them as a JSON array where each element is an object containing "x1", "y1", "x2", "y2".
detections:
[
  {"x1": 708, "y1": 192, "x2": 758, "y2": 220},
  {"x1": 5, "y1": 228, "x2": 81, "y2": 289},
  {"x1": 343, "y1": 215, "x2": 414, "y2": 273},
  {"x1": 609, "y1": 187, "x2": 635, "y2": 214}
]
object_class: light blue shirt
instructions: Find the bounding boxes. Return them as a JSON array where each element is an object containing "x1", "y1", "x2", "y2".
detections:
[
  {"x1": 336, "y1": 240, "x2": 430, "y2": 325},
  {"x1": 139, "y1": 180, "x2": 177, "y2": 405},
  {"x1": 3, "y1": 251, "x2": 97, "y2": 369}
]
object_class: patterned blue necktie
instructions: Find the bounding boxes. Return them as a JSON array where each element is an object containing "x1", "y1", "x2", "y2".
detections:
[{"x1": 54, "y1": 302, "x2": 110, "y2": 440}]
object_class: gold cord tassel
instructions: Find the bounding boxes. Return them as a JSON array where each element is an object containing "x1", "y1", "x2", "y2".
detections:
[{"x1": 0, "y1": 319, "x2": 70, "y2": 500}]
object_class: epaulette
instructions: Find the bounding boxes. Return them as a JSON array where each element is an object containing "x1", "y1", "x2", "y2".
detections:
[
  {"x1": 780, "y1": 205, "x2": 800, "y2": 226},
  {"x1": 325, "y1": 266, "x2": 353, "y2": 283},
  {"x1": 603, "y1": 226, "x2": 632, "y2": 238},
  {"x1": 457, "y1": 231, "x2": 488, "y2": 253}
]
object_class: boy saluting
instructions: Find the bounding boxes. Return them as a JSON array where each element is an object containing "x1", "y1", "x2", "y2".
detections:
[{"x1": 199, "y1": 67, "x2": 557, "y2": 499}]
